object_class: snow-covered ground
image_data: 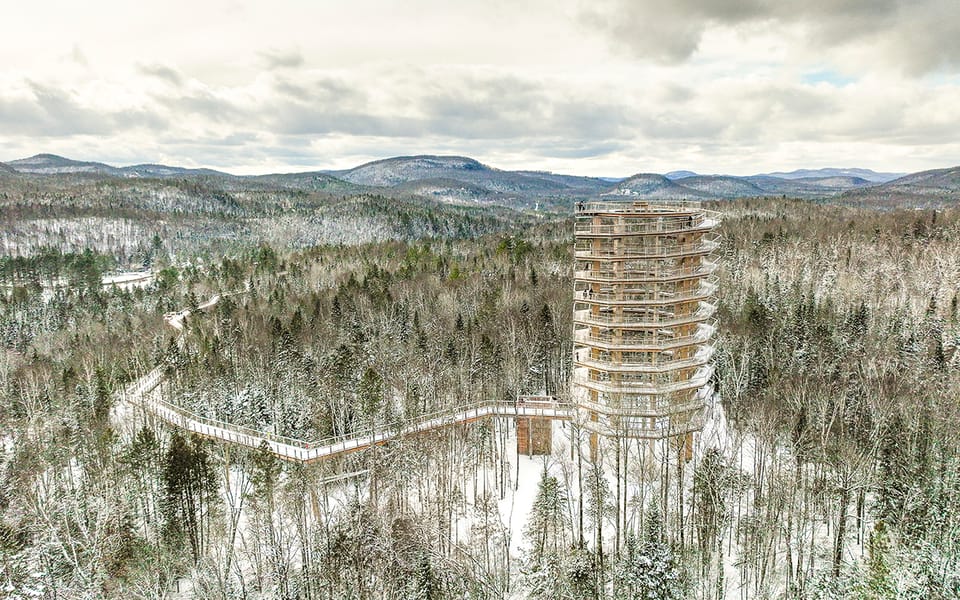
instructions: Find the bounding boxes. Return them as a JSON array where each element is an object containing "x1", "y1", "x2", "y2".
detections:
[
  {"x1": 101, "y1": 270, "x2": 154, "y2": 290},
  {"x1": 0, "y1": 270, "x2": 155, "y2": 303},
  {"x1": 111, "y1": 292, "x2": 867, "y2": 598}
]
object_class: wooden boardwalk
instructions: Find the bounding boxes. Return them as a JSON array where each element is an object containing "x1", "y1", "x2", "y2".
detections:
[{"x1": 121, "y1": 295, "x2": 571, "y2": 463}]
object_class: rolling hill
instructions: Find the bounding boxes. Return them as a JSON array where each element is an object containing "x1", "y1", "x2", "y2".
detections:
[
  {"x1": 4, "y1": 153, "x2": 956, "y2": 207},
  {"x1": 614, "y1": 170, "x2": 876, "y2": 200},
  {"x1": 8, "y1": 154, "x2": 235, "y2": 179},
  {"x1": 838, "y1": 166, "x2": 960, "y2": 207},
  {"x1": 246, "y1": 171, "x2": 371, "y2": 195},
  {"x1": 120, "y1": 163, "x2": 231, "y2": 178},
  {"x1": 0, "y1": 167, "x2": 539, "y2": 257},
  {"x1": 762, "y1": 167, "x2": 904, "y2": 183},
  {"x1": 741, "y1": 175, "x2": 870, "y2": 197},
  {"x1": 390, "y1": 177, "x2": 510, "y2": 204},
  {"x1": 4, "y1": 154, "x2": 605, "y2": 209},
  {"x1": 329, "y1": 155, "x2": 608, "y2": 201},
  {"x1": 606, "y1": 173, "x2": 710, "y2": 199},
  {"x1": 328, "y1": 155, "x2": 487, "y2": 187},
  {"x1": 672, "y1": 175, "x2": 766, "y2": 198},
  {"x1": 8, "y1": 153, "x2": 126, "y2": 176},
  {"x1": 794, "y1": 176, "x2": 870, "y2": 187}
]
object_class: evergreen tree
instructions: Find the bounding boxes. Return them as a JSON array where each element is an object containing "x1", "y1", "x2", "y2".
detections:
[
  {"x1": 92, "y1": 366, "x2": 111, "y2": 427},
  {"x1": 410, "y1": 552, "x2": 442, "y2": 600},
  {"x1": 584, "y1": 457, "x2": 611, "y2": 575},
  {"x1": 858, "y1": 521, "x2": 895, "y2": 600},
  {"x1": 612, "y1": 504, "x2": 684, "y2": 600},
  {"x1": 162, "y1": 432, "x2": 215, "y2": 563},
  {"x1": 524, "y1": 466, "x2": 567, "y2": 563},
  {"x1": 358, "y1": 366, "x2": 384, "y2": 426}
]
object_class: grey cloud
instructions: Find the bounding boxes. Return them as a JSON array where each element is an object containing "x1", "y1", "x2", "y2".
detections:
[
  {"x1": 264, "y1": 73, "x2": 643, "y2": 144},
  {"x1": 259, "y1": 48, "x2": 304, "y2": 70},
  {"x1": 582, "y1": 0, "x2": 960, "y2": 74},
  {"x1": 138, "y1": 63, "x2": 183, "y2": 86},
  {"x1": 272, "y1": 134, "x2": 318, "y2": 149},
  {"x1": 420, "y1": 95, "x2": 535, "y2": 139},
  {"x1": 879, "y1": 4, "x2": 960, "y2": 75},
  {"x1": 710, "y1": 84, "x2": 841, "y2": 142},
  {"x1": 531, "y1": 140, "x2": 631, "y2": 159},
  {"x1": 414, "y1": 75, "x2": 639, "y2": 141},
  {"x1": 654, "y1": 83, "x2": 696, "y2": 104},
  {"x1": 271, "y1": 108, "x2": 426, "y2": 137},
  {"x1": 156, "y1": 90, "x2": 242, "y2": 123},
  {"x1": 151, "y1": 139, "x2": 278, "y2": 169},
  {"x1": 273, "y1": 76, "x2": 366, "y2": 104},
  {"x1": 639, "y1": 112, "x2": 727, "y2": 141},
  {"x1": 550, "y1": 101, "x2": 635, "y2": 140},
  {"x1": 265, "y1": 82, "x2": 409, "y2": 136},
  {"x1": 273, "y1": 80, "x2": 313, "y2": 101},
  {"x1": 0, "y1": 82, "x2": 167, "y2": 137},
  {"x1": 159, "y1": 131, "x2": 263, "y2": 149},
  {"x1": 581, "y1": 5, "x2": 701, "y2": 64},
  {"x1": 268, "y1": 75, "x2": 541, "y2": 139}
]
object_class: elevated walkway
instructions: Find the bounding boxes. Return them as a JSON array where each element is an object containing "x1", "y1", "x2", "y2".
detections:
[{"x1": 121, "y1": 296, "x2": 570, "y2": 463}]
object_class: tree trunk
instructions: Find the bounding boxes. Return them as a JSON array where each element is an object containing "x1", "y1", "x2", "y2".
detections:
[{"x1": 833, "y1": 483, "x2": 850, "y2": 578}]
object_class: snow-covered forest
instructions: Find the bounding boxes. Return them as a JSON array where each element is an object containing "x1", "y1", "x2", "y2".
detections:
[{"x1": 2, "y1": 198, "x2": 960, "y2": 598}]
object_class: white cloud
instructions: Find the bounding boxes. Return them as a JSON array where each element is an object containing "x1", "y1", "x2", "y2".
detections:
[{"x1": 0, "y1": 0, "x2": 958, "y2": 175}]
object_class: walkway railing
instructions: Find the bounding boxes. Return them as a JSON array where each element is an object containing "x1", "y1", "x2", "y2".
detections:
[{"x1": 120, "y1": 296, "x2": 572, "y2": 463}]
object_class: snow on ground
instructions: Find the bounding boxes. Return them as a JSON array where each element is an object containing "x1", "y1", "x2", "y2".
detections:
[
  {"x1": 0, "y1": 434, "x2": 13, "y2": 461},
  {"x1": 0, "y1": 271, "x2": 154, "y2": 304},
  {"x1": 112, "y1": 291, "x2": 866, "y2": 597},
  {"x1": 101, "y1": 270, "x2": 154, "y2": 290},
  {"x1": 497, "y1": 427, "x2": 556, "y2": 557},
  {"x1": 117, "y1": 390, "x2": 867, "y2": 599}
]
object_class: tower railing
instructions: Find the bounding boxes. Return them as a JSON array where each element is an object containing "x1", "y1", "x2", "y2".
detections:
[
  {"x1": 572, "y1": 238, "x2": 720, "y2": 256},
  {"x1": 573, "y1": 345, "x2": 716, "y2": 372},
  {"x1": 575, "y1": 200, "x2": 713, "y2": 214},
  {"x1": 572, "y1": 302, "x2": 717, "y2": 327},
  {"x1": 572, "y1": 281, "x2": 718, "y2": 304},
  {"x1": 572, "y1": 321, "x2": 717, "y2": 348},
  {"x1": 572, "y1": 255, "x2": 718, "y2": 273},
  {"x1": 572, "y1": 364, "x2": 714, "y2": 394}
]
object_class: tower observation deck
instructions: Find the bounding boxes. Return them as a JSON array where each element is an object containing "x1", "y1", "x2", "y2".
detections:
[{"x1": 573, "y1": 200, "x2": 720, "y2": 440}]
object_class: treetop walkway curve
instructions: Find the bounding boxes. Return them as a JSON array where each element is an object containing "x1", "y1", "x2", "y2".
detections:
[{"x1": 121, "y1": 294, "x2": 572, "y2": 463}]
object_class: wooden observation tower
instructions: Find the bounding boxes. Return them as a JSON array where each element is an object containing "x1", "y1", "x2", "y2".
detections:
[{"x1": 572, "y1": 200, "x2": 719, "y2": 447}]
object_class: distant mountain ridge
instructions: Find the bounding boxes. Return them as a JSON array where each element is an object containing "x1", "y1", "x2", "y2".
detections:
[
  {"x1": 673, "y1": 175, "x2": 765, "y2": 198},
  {"x1": 327, "y1": 155, "x2": 610, "y2": 200},
  {"x1": 762, "y1": 167, "x2": 904, "y2": 183},
  {"x1": 607, "y1": 173, "x2": 711, "y2": 199},
  {"x1": 327, "y1": 155, "x2": 488, "y2": 187},
  {"x1": 8, "y1": 153, "x2": 126, "y2": 176},
  {"x1": 643, "y1": 168, "x2": 904, "y2": 198},
  {"x1": 3, "y1": 153, "x2": 956, "y2": 208},
  {"x1": 2, "y1": 153, "x2": 609, "y2": 210},
  {"x1": 7, "y1": 153, "x2": 232, "y2": 178},
  {"x1": 838, "y1": 166, "x2": 960, "y2": 207},
  {"x1": 610, "y1": 172, "x2": 877, "y2": 200}
]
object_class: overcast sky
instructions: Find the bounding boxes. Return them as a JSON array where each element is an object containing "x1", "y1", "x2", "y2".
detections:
[{"x1": 2, "y1": 0, "x2": 959, "y2": 176}]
